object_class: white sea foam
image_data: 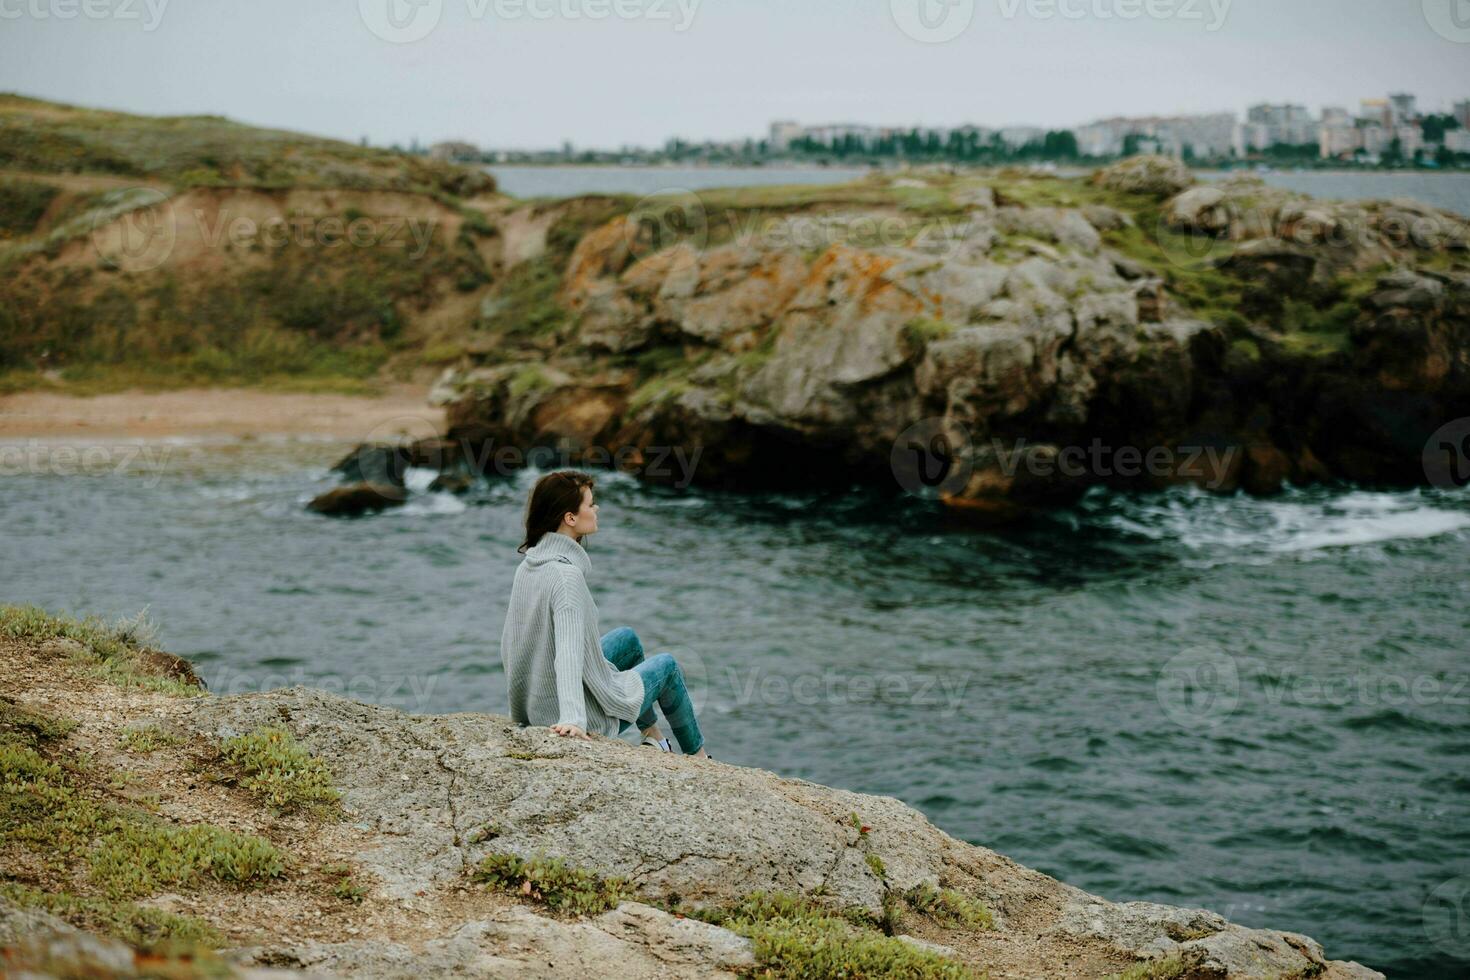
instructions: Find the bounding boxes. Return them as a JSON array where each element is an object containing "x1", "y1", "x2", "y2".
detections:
[
  {"x1": 403, "y1": 466, "x2": 440, "y2": 493},
  {"x1": 1089, "y1": 485, "x2": 1470, "y2": 559}
]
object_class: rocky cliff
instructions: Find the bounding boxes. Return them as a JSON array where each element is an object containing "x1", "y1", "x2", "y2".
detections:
[
  {"x1": 416, "y1": 158, "x2": 1468, "y2": 521},
  {"x1": 1, "y1": 605, "x2": 1384, "y2": 978}
]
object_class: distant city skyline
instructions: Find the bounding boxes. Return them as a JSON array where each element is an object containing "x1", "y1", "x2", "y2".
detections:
[{"x1": 2, "y1": 0, "x2": 1467, "y2": 150}]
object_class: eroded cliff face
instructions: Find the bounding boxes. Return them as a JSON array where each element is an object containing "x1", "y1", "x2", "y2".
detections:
[
  {"x1": 427, "y1": 160, "x2": 1469, "y2": 520},
  {"x1": 0, "y1": 612, "x2": 1384, "y2": 979}
]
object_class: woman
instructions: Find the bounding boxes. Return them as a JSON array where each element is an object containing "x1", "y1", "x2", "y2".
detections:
[{"x1": 499, "y1": 470, "x2": 708, "y2": 757}]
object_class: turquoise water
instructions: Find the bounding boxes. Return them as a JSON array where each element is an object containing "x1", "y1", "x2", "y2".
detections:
[{"x1": 3, "y1": 439, "x2": 1468, "y2": 977}]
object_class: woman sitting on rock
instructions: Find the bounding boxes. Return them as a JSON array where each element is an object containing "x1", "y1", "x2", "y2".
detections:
[{"x1": 500, "y1": 469, "x2": 708, "y2": 757}]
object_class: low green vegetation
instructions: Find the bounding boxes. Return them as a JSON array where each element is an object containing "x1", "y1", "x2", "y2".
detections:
[
  {"x1": 119, "y1": 725, "x2": 187, "y2": 754},
  {"x1": 0, "y1": 604, "x2": 202, "y2": 697},
  {"x1": 627, "y1": 375, "x2": 693, "y2": 414},
  {"x1": 319, "y1": 862, "x2": 368, "y2": 904},
  {"x1": 694, "y1": 891, "x2": 978, "y2": 980},
  {"x1": 902, "y1": 884, "x2": 994, "y2": 930},
  {"x1": 218, "y1": 725, "x2": 341, "y2": 814},
  {"x1": 473, "y1": 852, "x2": 629, "y2": 917},
  {"x1": 904, "y1": 316, "x2": 957, "y2": 350},
  {"x1": 1, "y1": 702, "x2": 285, "y2": 903},
  {"x1": 86, "y1": 821, "x2": 285, "y2": 899},
  {"x1": 0, "y1": 230, "x2": 465, "y2": 392},
  {"x1": 1102, "y1": 957, "x2": 1187, "y2": 980},
  {"x1": 1101, "y1": 218, "x2": 1248, "y2": 325},
  {"x1": 1229, "y1": 337, "x2": 1262, "y2": 363},
  {"x1": 479, "y1": 255, "x2": 568, "y2": 338},
  {"x1": 0, "y1": 176, "x2": 59, "y2": 238},
  {"x1": 0, "y1": 93, "x2": 494, "y2": 196},
  {"x1": 0, "y1": 881, "x2": 226, "y2": 964},
  {"x1": 1, "y1": 698, "x2": 79, "y2": 745},
  {"x1": 990, "y1": 174, "x2": 1142, "y2": 212},
  {"x1": 0, "y1": 707, "x2": 234, "y2": 968},
  {"x1": 507, "y1": 363, "x2": 554, "y2": 401},
  {"x1": 0, "y1": 95, "x2": 501, "y2": 393}
]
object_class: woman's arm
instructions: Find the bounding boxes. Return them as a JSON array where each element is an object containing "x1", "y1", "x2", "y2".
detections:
[{"x1": 549, "y1": 573, "x2": 590, "y2": 735}]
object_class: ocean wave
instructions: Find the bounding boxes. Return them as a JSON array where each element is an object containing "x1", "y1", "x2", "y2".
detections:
[{"x1": 1080, "y1": 485, "x2": 1470, "y2": 561}]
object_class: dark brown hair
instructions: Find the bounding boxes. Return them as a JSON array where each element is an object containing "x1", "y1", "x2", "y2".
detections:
[{"x1": 518, "y1": 470, "x2": 596, "y2": 553}]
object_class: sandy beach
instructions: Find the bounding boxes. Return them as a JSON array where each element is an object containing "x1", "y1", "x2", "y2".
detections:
[{"x1": 0, "y1": 386, "x2": 446, "y2": 442}]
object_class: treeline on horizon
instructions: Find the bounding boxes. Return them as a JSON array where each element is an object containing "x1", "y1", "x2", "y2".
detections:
[{"x1": 475, "y1": 112, "x2": 1470, "y2": 170}]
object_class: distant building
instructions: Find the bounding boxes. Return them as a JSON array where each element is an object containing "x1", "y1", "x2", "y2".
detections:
[
  {"x1": 1360, "y1": 123, "x2": 1390, "y2": 157},
  {"x1": 1445, "y1": 130, "x2": 1470, "y2": 154},
  {"x1": 1360, "y1": 99, "x2": 1392, "y2": 128},
  {"x1": 769, "y1": 120, "x2": 802, "y2": 153},
  {"x1": 1395, "y1": 125, "x2": 1425, "y2": 157},
  {"x1": 801, "y1": 123, "x2": 879, "y2": 148},
  {"x1": 1388, "y1": 93, "x2": 1418, "y2": 126},
  {"x1": 1244, "y1": 104, "x2": 1316, "y2": 148},
  {"x1": 998, "y1": 126, "x2": 1045, "y2": 149},
  {"x1": 1074, "y1": 113, "x2": 1236, "y2": 158},
  {"x1": 1319, "y1": 124, "x2": 1360, "y2": 159},
  {"x1": 1455, "y1": 101, "x2": 1470, "y2": 130}
]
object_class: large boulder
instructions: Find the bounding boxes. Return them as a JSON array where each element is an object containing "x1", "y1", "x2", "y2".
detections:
[{"x1": 1092, "y1": 155, "x2": 1194, "y2": 198}]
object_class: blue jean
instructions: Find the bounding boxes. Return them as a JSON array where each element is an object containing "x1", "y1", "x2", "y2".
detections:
[{"x1": 600, "y1": 626, "x2": 704, "y2": 754}]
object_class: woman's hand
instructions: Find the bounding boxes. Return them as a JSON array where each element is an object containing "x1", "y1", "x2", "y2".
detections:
[{"x1": 550, "y1": 723, "x2": 590, "y2": 740}]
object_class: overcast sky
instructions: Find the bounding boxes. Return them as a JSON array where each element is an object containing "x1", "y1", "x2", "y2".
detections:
[{"x1": 1, "y1": 0, "x2": 1466, "y2": 149}]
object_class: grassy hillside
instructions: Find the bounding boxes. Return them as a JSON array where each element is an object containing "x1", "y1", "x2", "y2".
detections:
[
  {"x1": 0, "y1": 94, "x2": 492, "y2": 196},
  {"x1": 0, "y1": 96, "x2": 502, "y2": 394}
]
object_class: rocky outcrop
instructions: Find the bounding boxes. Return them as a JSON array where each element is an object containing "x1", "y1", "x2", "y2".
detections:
[
  {"x1": 0, "y1": 622, "x2": 1385, "y2": 979},
  {"x1": 1091, "y1": 154, "x2": 1195, "y2": 197},
  {"x1": 407, "y1": 163, "x2": 1468, "y2": 520},
  {"x1": 224, "y1": 903, "x2": 757, "y2": 979},
  {"x1": 195, "y1": 686, "x2": 1384, "y2": 979}
]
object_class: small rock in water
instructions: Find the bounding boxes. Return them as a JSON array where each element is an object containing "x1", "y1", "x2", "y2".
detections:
[{"x1": 308, "y1": 483, "x2": 408, "y2": 517}]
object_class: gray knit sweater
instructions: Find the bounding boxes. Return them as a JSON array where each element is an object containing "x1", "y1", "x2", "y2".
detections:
[{"x1": 500, "y1": 531, "x2": 644, "y2": 736}]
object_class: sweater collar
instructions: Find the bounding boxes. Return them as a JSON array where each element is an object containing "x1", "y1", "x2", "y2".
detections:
[{"x1": 526, "y1": 531, "x2": 591, "y2": 574}]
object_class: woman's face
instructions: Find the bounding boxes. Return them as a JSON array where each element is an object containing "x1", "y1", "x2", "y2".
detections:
[{"x1": 564, "y1": 486, "x2": 599, "y2": 538}]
